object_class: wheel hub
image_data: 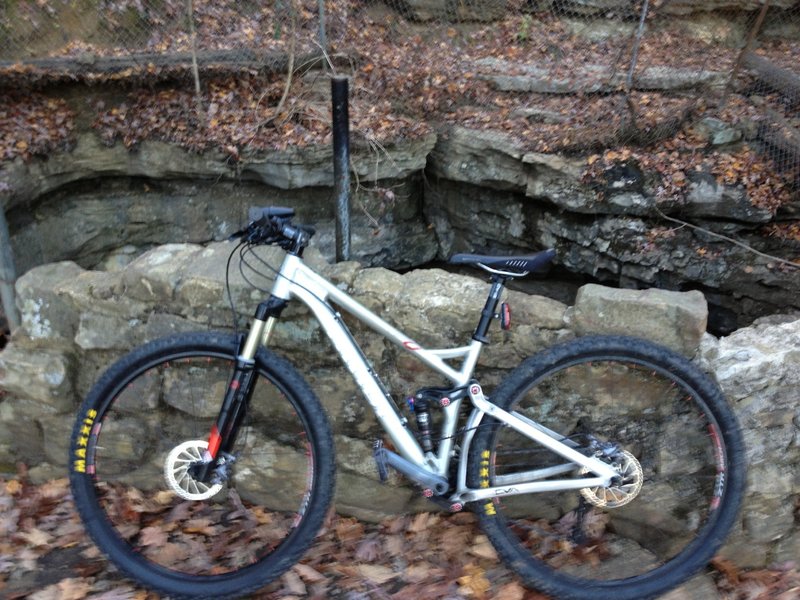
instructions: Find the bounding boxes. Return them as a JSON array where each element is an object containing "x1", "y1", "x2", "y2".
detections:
[
  {"x1": 580, "y1": 450, "x2": 643, "y2": 508},
  {"x1": 164, "y1": 440, "x2": 223, "y2": 501}
]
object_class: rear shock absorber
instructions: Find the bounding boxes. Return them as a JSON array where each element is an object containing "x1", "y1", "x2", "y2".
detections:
[
  {"x1": 408, "y1": 394, "x2": 434, "y2": 453},
  {"x1": 407, "y1": 385, "x2": 468, "y2": 454}
]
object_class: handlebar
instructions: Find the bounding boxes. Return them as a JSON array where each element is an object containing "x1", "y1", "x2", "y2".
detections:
[{"x1": 237, "y1": 206, "x2": 316, "y2": 254}]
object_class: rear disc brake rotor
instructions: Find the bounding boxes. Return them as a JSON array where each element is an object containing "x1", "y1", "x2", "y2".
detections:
[{"x1": 580, "y1": 450, "x2": 643, "y2": 508}]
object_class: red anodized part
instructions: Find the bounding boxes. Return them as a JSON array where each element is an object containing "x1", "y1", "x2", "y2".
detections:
[
  {"x1": 207, "y1": 425, "x2": 222, "y2": 459},
  {"x1": 500, "y1": 302, "x2": 511, "y2": 330}
]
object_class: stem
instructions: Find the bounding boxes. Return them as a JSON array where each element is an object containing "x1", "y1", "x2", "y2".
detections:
[
  {"x1": 186, "y1": 0, "x2": 203, "y2": 116},
  {"x1": 317, "y1": 0, "x2": 328, "y2": 55},
  {"x1": 624, "y1": 0, "x2": 650, "y2": 130},
  {"x1": 274, "y1": 0, "x2": 297, "y2": 127},
  {"x1": 626, "y1": 0, "x2": 650, "y2": 92},
  {"x1": 722, "y1": 0, "x2": 770, "y2": 108}
]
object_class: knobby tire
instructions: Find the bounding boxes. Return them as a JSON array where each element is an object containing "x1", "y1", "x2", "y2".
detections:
[
  {"x1": 468, "y1": 335, "x2": 745, "y2": 600},
  {"x1": 69, "y1": 332, "x2": 335, "y2": 599}
]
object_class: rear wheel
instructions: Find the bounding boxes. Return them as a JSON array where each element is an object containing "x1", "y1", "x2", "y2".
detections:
[
  {"x1": 469, "y1": 335, "x2": 744, "y2": 600},
  {"x1": 69, "y1": 332, "x2": 335, "y2": 599}
]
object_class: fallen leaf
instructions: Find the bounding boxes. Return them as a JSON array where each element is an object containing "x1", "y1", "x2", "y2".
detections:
[
  {"x1": 404, "y1": 562, "x2": 438, "y2": 583},
  {"x1": 469, "y1": 535, "x2": 498, "y2": 560},
  {"x1": 334, "y1": 518, "x2": 364, "y2": 543},
  {"x1": 19, "y1": 528, "x2": 51, "y2": 547},
  {"x1": 494, "y1": 581, "x2": 526, "y2": 600},
  {"x1": 355, "y1": 537, "x2": 383, "y2": 562},
  {"x1": 458, "y1": 563, "x2": 491, "y2": 597},
  {"x1": 139, "y1": 526, "x2": 168, "y2": 547},
  {"x1": 384, "y1": 534, "x2": 404, "y2": 557},
  {"x1": 282, "y1": 569, "x2": 306, "y2": 595},
  {"x1": 30, "y1": 578, "x2": 91, "y2": 600},
  {"x1": 5, "y1": 480, "x2": 22, "y2": 495},
  {"x1": 293, "y1": 563, "x2": 326, "y2": 583},
  {"x1": 38, "y1": 479, "x2": 69, "y2": 499},
  {"x1": 86, "y1": 587, "x2": 144, "y2": 600},
  {"x1": 357, "y1": 564, "x2": 398, "y2": 584},
  {"x1": 408, "y1": 512, "x2": 436, "y2": 533},
  {"x1": 153, "y1": 490, "x2": 175, "y2": 504}
]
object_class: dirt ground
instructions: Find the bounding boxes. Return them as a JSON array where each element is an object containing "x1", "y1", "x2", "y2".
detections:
[{"x1": 2, "y1": 469, "x2": 799, "y2": 600}]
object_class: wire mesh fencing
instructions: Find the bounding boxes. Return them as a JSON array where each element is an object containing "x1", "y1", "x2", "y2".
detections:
[{"x1": 1, "y1": 1, "x2": 799, "y2": 204}]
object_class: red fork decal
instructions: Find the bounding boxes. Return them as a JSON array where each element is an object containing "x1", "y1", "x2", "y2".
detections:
[{"x1": 207, "y1": 425, "x2": 222, "y2": 459}]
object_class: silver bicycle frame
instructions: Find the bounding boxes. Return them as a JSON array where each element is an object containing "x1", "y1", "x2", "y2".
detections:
[{"x1": 240, "y1": 252, "x2": 617, "y2": 502}]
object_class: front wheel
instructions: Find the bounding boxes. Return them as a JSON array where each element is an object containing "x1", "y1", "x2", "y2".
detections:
[
  {"x1": 469, "y1": 335, "x2": 744, "y2": 600},
  {"x1": 69, "y1": 332, "x2": 335, "y2": 599}
]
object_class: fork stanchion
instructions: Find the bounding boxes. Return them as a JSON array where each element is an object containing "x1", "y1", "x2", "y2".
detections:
[{"x1": 331, "y1": 75, "x2": 351, "y2": 262}]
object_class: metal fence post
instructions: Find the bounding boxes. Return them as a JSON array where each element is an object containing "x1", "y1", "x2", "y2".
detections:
[
  {"x1": 331, "y1": 75, "x2": 351, "y2": 262},
  {"x1": 0, "y1": 208, "x2": 19, "y2": 332},
  {"x1": 722, "y1": 0, "x2": 771, "y2": 108},
  {"x1": 318, "y1": 0, "x2": 328, "y2": 53}
]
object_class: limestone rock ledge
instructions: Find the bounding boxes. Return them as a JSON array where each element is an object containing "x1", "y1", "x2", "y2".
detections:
[
  {"x1": 0, "y1": 132, "x2": 439, "y2": 273},
  {"x1": 0, "y1": 132, "x2": 437, "y2": 208},
  {"x1": 1, "y1": 125, "x2": 796, "y2": 333},
  {"x1": 426, "y1": 125, "x2": 799, "y2": 333}
]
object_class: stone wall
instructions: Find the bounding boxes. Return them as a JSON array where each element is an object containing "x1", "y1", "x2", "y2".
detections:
[{"x1": 0, "y1": 241, "x2": 797, "y2": 567}]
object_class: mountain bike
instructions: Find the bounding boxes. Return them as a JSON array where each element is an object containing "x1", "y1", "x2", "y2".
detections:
[{"x1": 69, "y1": 206, "x2": 745, "y2": 600}]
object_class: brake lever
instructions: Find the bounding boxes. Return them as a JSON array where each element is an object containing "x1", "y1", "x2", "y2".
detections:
[
  {"x1": 227, "y1": 227, "x2": 247, "y2": 241},
  {"x1": 228, "y1": 217, "x2": 274, "y2": 244}
]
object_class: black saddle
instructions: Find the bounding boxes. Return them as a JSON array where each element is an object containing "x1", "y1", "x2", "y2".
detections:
[{"x1": 448, "y1": 249, "x2": 556, "y2": 277}]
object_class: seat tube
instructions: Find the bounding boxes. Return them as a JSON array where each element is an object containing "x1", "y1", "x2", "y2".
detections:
[{"x1": 473, "y1": 276, "x2": 506, "y2": 343}]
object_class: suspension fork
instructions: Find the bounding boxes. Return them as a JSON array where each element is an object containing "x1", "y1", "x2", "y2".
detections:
[{"x1": 193, "y1": 297, "x2": 287, "y2": 483}]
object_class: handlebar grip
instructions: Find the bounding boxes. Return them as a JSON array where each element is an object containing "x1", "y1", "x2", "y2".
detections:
[
  {"x1": 280, "y1": 223, "x2": 316, "y2": 243},
  {"x1": 248, "y1": 206, "x2": 295, "y2": 222},
  {"x1": 240, "y1": 206, "x2": 313, "y2": 250}
]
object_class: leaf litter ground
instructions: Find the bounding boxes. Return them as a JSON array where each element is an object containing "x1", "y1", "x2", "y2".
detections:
[{"x1": 1, "y1": 470, "x2": 798, "y2": 600}]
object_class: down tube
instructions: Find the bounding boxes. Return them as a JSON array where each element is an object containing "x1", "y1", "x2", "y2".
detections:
[{"x1": 288, "y1": 284, "x2": 427, "y2": 466}]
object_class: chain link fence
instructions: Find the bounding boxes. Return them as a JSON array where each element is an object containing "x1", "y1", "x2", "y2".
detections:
[{"x1": 1, "y1": 1, "x2": 799, "y2": 194}]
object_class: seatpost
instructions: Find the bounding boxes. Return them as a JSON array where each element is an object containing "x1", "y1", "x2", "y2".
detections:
[{"x1": 473, "y1": 276, "x2": 506, "y2": 343}]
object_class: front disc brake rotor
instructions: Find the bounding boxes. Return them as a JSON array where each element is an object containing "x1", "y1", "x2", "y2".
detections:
[{"x1": 164, "y1": 440, "x2": 223, "y2": 501}]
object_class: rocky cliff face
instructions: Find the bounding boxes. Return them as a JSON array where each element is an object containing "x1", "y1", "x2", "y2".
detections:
[
  {"x1": 425, "y1": 126, "x2": 800, "y2": 334},
  {"x1": 1, "y1": 133, "x2": 439, "y2": 274},
  {"x1": 2, "y1": 126, "x2": 797, "y2": 334},
  {"x1": 0, "y1": 242, "x2": 797, "y2": 568}
]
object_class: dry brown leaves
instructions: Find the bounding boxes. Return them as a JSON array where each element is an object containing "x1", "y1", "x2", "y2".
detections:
[
  {"x1": 91, "y1": 72, "x2": 431, "y2": 155},
  {"x1": 583, "y1": 130, "x2": 793, "y2": 214},
  {"x1": 3, "y1": 472, "x2": 800, "y2": 599},
  {"x1": 0, "y1": 92, "x2": 75, "y2": 163},
  {"x1": 1, "y1": 0, "x2": 798, "y2": 224},
  {"x1": 764, "y1": 222, "x2": 800, "y2": 243}
]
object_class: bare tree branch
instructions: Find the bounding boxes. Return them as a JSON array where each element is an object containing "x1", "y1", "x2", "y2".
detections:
[{"x1": 653, "y1": 206, "x2": 799, "y2": 270}]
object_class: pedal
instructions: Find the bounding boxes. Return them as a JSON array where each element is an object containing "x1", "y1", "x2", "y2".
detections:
[{"x1": 373, "y1": 440, "x2": 389, "y2": 483}]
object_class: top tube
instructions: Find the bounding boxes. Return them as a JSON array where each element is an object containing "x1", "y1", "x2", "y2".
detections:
[{"x1": 274, "y1": 253, "x2": 485, "y2": 385}]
